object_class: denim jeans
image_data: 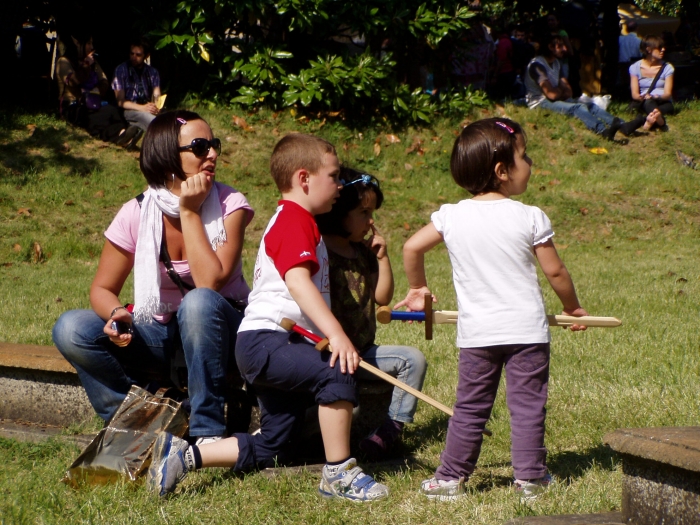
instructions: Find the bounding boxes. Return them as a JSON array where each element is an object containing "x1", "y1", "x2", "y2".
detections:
[
  {"x1": 123, "y1": 109, "x2": 155, "y2": 132},
  {"x1": 436, "y1": 343, "x2": 550, "y2": 482},
  {"x1": 538, "y1": 98, "x2": 615, "y2": 134},
  {"x1": 357, "y1": 344, "x2": 427, "y2": 424},
  {"x1": 52, "y1": 288, "x2": 242, "y2": 437}
]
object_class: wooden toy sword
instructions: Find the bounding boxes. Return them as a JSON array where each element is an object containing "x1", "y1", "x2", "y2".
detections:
[{"x1": 377, "y1": 294, "x2": 622, "y2": 340}]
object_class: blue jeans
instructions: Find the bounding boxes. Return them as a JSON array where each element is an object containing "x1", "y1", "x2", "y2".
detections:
[
  {"x1": 358, "y1": 344, "x2": 427, "y2": 424},
  {"x1": 538, "y1": 98, "x2": 615, "y2": 134},
  {"x1": 52, "y1": 288, "x2": 242, "y2": 437}
]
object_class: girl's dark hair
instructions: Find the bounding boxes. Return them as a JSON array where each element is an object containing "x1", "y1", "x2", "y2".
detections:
[
  {"x1": 640, "y1": 34, "x2": 665, "y2": 58},
  {"x1": 450, "y1": 117, "x2": 525, "y2": 195},
  {"x1": 316, "y1": 167, "x2": 384, "y2": 237},
  {"x1": 139, "y1": 110, "x2": 204, "y2": 187}
]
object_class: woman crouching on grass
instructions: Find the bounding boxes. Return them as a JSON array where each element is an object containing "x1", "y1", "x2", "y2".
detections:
[{"x1": 52, "y1": 110, "x2": 254, "y2": 445}]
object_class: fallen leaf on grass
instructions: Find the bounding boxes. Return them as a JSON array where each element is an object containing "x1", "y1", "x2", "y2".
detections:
[
  {"x1": 580, "y1": 207, "x2": 589, "y2": 215},
  {"x1": 64, "y1": 200, "x2": 74, "y2": 206},
  {"x1": 677, "y1": 277, "x2": 688, "y2": 283},
  {"x1": 61, "y1": 142, "x2": 71, "y2": 153},
  {"x1": 556, "y1": 244, "x2": 569, "y2": 250},
  {"x1": 27, "y1": 124, "x2": 37, "y2": 136},
  {"x1": 271, "y1": 128, "x2": 280, "y2": 137},
  {"x1": 589, "y1": 147, "x2": 608, "y2": 155},
  {"x1": 373, "y1": 142, "x2": 381, "y2": 156},
  {"x1": 33, "y1": 242, "x2": 43, "y2": 263},
  {"x1": 17, "y1": 208, "x2": 31, "y2": 216},
  {"x1": 527, "y1": 123, "x2": 538, "y2": 130},
  {"x1": 94, "y1": 190, "x2": 104, "y2": 198},
  {"x1": 117, "y1": 184, "x2": 131, "y2": 189},
  {"x1": 404, "y1": 163, "x2": 413, "y2": 170},
  {"x1": 55, "y1": 297, "x2": 62, "y2": 303},
  {"x1": 385, "y1": 134, "x2": 401, "y2": 144},
  {"x1": 431, "y1": 136, "x2": 439, "y2": 143},
  {"x1": 391, "y1": 177, "x2": 404, "y2": 183},
  {"x1": 403, "y1": 222, "x2": 410, "y2": 231},
  {"x1": 232, "y1": 115, "x2": 254, "y2": 132},
  {"x1": 549, "y1": 179, "x2": 561, "y2": 186},
  {"x1": 2, "y1": 263, "x2": 12, "y2": 267},
  {"x1": 13, "y1": 244, "x2": 21, "y2": 252},
  {"x1": 405, "y1": 136, "x2": 424, "y2": 155},
  {"x1": 225, "y1": 136, "x2": 237, "y2": 143}
]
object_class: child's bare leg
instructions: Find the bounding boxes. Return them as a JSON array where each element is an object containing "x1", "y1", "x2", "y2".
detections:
[
  {"x1": 199, "y1": 436, "x2": 240, "y2": 468},
  {"x1": 319, "y1": 400, "x2": 353, "y2": 462}
]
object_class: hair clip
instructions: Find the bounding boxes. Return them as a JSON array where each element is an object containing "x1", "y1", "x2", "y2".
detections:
[
  {"x1": 341, "y1": 174, "x2": 377, "y2": 187},
  {"x1": 495, "y1": 121, "x2": 514, "y2": 134},
  {"x1": 177, "y1": 118, "x2": 187, "y2": 125}
]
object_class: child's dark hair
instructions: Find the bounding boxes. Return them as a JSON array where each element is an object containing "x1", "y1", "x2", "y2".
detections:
[
  {"x1": 450, "y1": 117, "x2": 525, "y2": 195},
  {"x1": 316, "y1": 167, "x2": 384, "y2": 237}
]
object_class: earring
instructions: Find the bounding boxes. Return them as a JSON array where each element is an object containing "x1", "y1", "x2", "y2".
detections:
[{"x1": 167, "y1": 174, "x2": 175, "y2": 191}]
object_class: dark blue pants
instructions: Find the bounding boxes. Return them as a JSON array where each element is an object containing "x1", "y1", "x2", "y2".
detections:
[{"x1": 233, "y1": 330, "x2": 357, "y2": 472}]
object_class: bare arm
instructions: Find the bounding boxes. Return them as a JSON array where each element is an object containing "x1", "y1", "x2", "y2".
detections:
[
  {"x1": 540, "y1": 78, "x2": 566, "y2": 101},
  {"x1": 179, "y1": 177, "x2": 248, "y2": 291},
  {"x1": 366, "y1": 225, "x2": 393, "y2": 305},
  {"x1": 394, "y1": 223, "x2": 443, "y2": 311},
  {"x1": 659, "y1": 73, "x2": 673, "y2": 101},
  {"x1": 630, "y1": 74, "x2": 641, "y2": 100},
  {"x1": 89, "y1": 240, "x2": 135, "y2": 346},
  {"x1": 114, "y1": 88, "x2": 159, "y2": 114},
  {"x1": 534, "y1": 239, "x2": 588, "y2": 330},
  {"x1": 285, "y1": 264, "x2": 359, "y2": 374},
  {"x1": 559, "y1": 77, "x2": 573, "y2": 99}
]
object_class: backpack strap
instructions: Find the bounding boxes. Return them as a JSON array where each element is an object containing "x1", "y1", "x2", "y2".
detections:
[{"x1": 135, "y1": 193, "x2": 194, "y2": 297}]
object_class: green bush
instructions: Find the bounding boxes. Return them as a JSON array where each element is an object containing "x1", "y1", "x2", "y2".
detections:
[{"x1": 150, "y1": 0, "x2": 488, "y2": 122}]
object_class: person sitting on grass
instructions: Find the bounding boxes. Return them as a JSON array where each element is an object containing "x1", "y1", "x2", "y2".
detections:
[
  {"x1": 53, "y1": 110, "x2": 253, "y2": 445},
  {"x1": 396, "y1": 118, "x2": 589, "y2": 501},
  {"x1": 147, "y1": 133, "x2": 389, "y2": 502},
  {"x1": 524, "y1": 33, "x2": 625, "y2": 142},
  {"x1": 620, "y1": 35, "x2": 674, "y2": 136},
  {"x1": 112, "y1": 38, "x2": 161, "y2": 133},
  {"x1": 316, "y1": 167, "x2": 427, "y2": 461}
]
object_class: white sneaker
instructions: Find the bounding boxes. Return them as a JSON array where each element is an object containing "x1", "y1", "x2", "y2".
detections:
[
  {"x1": 195, "y1": 436, "x2": 223, "y2": 446},
  {"x1": 514, "y1": 473, "x2": 553, "y2": 501},
  {"x1": 420, "y1": 477, "x2": 465, "y2": 501},
  {"x1": 318, "y1": 458, "x2": 389, "y2": 502}
]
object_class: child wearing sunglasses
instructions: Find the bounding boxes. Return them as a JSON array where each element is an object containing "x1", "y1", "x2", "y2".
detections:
[
  {"x1": 316, "y1": 168, "x2": 427, "y2": 461},
  {"x1": 397, "y1": 118, "x2": 589, "y2": 501},
  {"x1": 53, "y1": 110, "x2": 253, "y2": 448}
]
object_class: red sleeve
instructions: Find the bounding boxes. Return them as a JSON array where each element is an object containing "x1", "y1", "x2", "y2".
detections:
[{"x1": 265, "y1": 203, "x2": 320, "y2": 279}]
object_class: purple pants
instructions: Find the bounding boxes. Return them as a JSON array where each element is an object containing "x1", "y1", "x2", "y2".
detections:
[{"x1": 436, "y1": 343, "x2": 550, "y2": 482}]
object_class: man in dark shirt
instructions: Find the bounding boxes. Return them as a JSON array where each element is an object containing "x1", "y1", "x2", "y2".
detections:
[{"x1": 112, "y1": 39, "x2": 161, "y2": 132}]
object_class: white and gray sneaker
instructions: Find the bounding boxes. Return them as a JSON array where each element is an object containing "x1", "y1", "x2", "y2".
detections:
[
  {"x1": 319, "y1": 458, "x2": 389, "y2": 502},
  {"x1": 420, "y1": 476, "x2": 466, "y2": 501},
  {"x1": 147, "y1": 432, "x2": 193, "y2": 497},
  {"x1": 514, "y1": 473, "x2": 553, "y2": 501}
]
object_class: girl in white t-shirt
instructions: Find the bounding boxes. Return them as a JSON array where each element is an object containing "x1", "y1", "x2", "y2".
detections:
[{"x1": 396, "y1": 117, "x2": 588, "y2": 501}]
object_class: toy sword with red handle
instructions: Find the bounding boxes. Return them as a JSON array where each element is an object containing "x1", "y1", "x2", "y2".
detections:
[{"x1": 278, "y1": 317, "x2": 492, "y2": 436}]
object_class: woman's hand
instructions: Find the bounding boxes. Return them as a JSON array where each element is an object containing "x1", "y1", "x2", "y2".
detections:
[
  {"x1": 104, "y1": 308, "x2": 133, "y2": 347},
  {"x1": 179, "y1": 172, "x2": 213, "y2": 214}
]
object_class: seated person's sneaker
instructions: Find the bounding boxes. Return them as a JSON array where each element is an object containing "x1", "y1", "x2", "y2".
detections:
[
  {"x1": 359, "y1": 419, "x2": 403, "y2": 461},
  {"x1": 147, "y1": 432, "x2": 193, "y2": 497},
  {"x1": 514, "y1": 473, "x2": 553, "y2": 501},
  {"x1": 319, "y1": 458, "x2": 389, "y2": 501},
  {"x1": 195, "y1": 436, "x2": 223, "y2": 446},
  {"x1": 419, "y1": 476, "x2": 465, "y2": 501}
]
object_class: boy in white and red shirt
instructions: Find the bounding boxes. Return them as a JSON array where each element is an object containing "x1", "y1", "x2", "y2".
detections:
[{"x1": 148, "y1": 133, "x2": 389, "y2": 502}]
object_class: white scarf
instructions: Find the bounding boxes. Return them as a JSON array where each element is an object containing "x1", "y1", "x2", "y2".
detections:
[{"x1": 133, "y1": 183, "x2": 226, "y2": 323}]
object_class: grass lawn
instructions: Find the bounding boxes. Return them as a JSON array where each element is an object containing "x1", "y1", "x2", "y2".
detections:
[{"x1": 1, "y1": 100, "x2": 699, "y2": 524}]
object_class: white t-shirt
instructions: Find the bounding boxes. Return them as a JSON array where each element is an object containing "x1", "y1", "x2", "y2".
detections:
[
  {"x1": 239, "y1": 200, "x2": 330, "y2": 336},
  {"x1": 525, "y1": 56, "x2": 562, "y2": 109},
  {"x1": 431, "y1": 198, "x2": 553, "y2": 348}
]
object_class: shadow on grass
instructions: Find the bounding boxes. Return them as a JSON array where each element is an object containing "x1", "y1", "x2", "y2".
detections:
[
  {"x1": 0, "y1": 110, "x2": 101, "y2": 181},
  {"x1": 547, "y1": 443, "x2": 618, "y2": 481}
]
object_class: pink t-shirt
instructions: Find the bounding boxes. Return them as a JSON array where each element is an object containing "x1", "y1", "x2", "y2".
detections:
[{"x1": 105, "y1": 182, "x2": 254, "y2": 323}]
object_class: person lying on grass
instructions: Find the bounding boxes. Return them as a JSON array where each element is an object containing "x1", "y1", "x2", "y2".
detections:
[{"x1": 396, "y1": 118, "x2": 590, "y2": 501}]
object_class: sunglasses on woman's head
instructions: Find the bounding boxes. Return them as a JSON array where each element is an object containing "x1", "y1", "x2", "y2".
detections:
[{"x1": 178, "y1": 138, "x2": 221, "y2": 157}]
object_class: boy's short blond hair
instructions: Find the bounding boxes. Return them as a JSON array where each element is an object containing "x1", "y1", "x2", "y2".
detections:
[{"x1": 270, "y1": 133, "x2": 337, "y2": 192}]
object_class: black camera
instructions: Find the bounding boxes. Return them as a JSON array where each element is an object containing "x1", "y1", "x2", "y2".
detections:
[{"x1": 111, "y1": 320, "x2": 133, "y2": 335}]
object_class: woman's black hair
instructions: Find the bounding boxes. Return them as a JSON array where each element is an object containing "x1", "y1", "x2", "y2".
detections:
[
  {"x1": 450, "y1": 117, "x2": 525, "y2": 195},
  {"x1": 139, "y1": 109, "x2": 204, "y2": 187},
  {"x1": 316, "y1": 167, "x2": 384, "y2": 237}
]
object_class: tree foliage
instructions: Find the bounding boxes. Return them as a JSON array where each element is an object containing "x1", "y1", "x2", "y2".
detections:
[{"x1": 149, "y1": 0, "x2": 487, "y2": 122}]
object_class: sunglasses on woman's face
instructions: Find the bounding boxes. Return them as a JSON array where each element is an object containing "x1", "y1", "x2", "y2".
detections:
[{"x1": 178, "y1": 138, "x2": 221, "y2": 157}]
